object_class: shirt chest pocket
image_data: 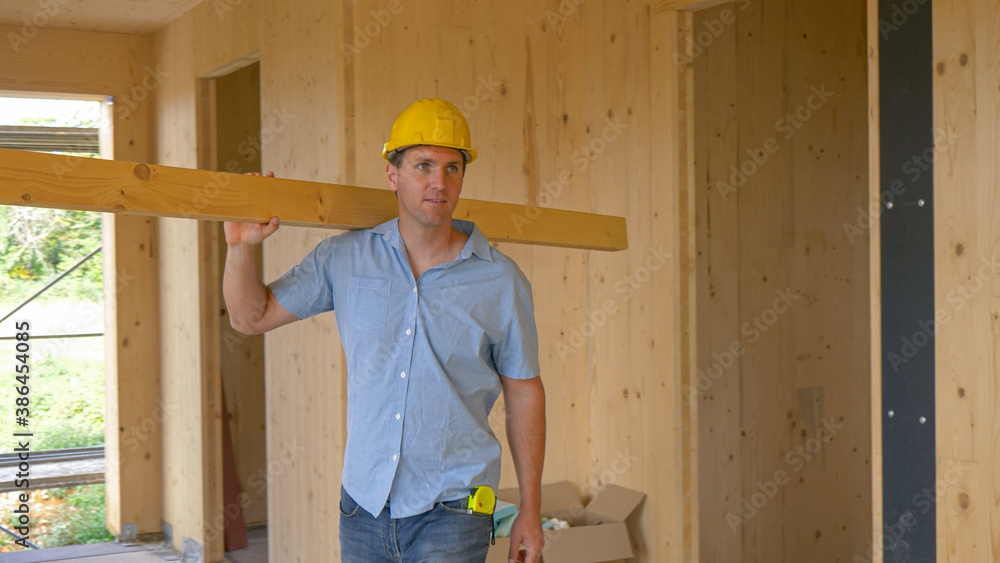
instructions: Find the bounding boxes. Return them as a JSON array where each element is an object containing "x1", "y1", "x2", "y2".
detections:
[{"x1": 348, "y1": 276, "x2": 391, "y2": 330}]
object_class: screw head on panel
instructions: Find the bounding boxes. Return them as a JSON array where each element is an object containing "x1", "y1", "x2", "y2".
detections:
[
  {"x1": 919, "y1": 416, "x2": 927, "y2": 424},
  {"x1": 917, "y1": 199, "x2": 925, "y2": 207},
  {"x1": 886, "y1": 201, "x2": 894, "y2": 209},
  {"x1": 888, "y1": 410, "x2": 894, "y2": 417}
]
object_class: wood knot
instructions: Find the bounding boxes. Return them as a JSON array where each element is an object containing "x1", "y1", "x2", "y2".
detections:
[
  {"x1": 936, "y1": 62, "x2": 946, "y2": 75},
  {"x1": 133, "y1": 163, "x2": 151, "y2": 180},
  {"x1": 955, "y1": 243, "x2": 964, "y2": 255},
  {"x1": 958, "y1": 387, "x2": 966, "y2": 398},
  {"x1": 20, "y1": 193, "x2": 31, "y2": 202},
  {"x1": 959, "y1": 53, "x2": 969, "y2": 66},
  {"x1": 958, "y1": 492, "x2": 969, "y2": 510}
]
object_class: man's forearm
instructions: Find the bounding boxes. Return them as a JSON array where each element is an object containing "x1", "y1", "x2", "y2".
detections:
[
  {"x1": 223, "y1": 244, "x2": 269, "y2": 334},
  {"x1": 505, "y1": 377, "x2": 546, "y2": 511}
]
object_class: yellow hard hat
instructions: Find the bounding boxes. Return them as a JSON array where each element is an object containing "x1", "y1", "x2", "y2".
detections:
[{"x1": 382, "y1": 98, "x2": 478, "y2": 163}]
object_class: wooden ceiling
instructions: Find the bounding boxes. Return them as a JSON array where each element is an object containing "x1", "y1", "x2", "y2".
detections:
[{"x1": 0, "y1": 0, "x2": 203, "y2": 34}]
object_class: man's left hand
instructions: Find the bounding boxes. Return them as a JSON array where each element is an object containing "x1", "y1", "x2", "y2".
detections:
[{"x1": 508, "y1": 511, "x2": 544, "y2": 563}]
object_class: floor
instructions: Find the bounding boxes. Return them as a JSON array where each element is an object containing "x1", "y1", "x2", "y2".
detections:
[{"x1": 3, "y1": 527, "x2": 268, "y2": 563}]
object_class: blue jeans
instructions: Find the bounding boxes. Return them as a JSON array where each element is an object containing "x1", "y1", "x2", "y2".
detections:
[{"x1": 339, "y1": 486, "x2": 492, "y2": 562}]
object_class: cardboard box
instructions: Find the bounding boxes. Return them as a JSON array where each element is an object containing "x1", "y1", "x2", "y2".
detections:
[{"x1": 486, "y1": 481, "x2": 645, "y2": 563}]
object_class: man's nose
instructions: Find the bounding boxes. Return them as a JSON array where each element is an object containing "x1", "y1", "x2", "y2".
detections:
[{"x1": 427, "y1": 166, "x2": 447, "y2": 189}]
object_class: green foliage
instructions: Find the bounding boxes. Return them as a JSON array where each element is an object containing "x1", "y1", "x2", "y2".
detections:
[
  {"x1": 16, "y1": 109, "x2": 99, "y2": 129},
  {"x1": 41, "y1": 484, "x2": 115, "y2": 547},
  {"x1": 0, "y1": 206, "x2": 103, "y2": 303},
  {"x1": 0, "y1": 352, "x2": 105, "y2": 452}
]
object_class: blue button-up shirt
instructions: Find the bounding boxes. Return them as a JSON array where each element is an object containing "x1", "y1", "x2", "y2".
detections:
[{"x1": 269, "y1": 218, "x2": 540, "y2": 518}]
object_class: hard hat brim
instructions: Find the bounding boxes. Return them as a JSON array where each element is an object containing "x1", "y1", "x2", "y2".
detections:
[{"x1": 382, "y1": 143, "x2": 477, "y2": 164}]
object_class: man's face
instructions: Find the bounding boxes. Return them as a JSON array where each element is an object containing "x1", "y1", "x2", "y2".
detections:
[{"x1": 386, "y1": 145, "x2": 465, "y2": 230}]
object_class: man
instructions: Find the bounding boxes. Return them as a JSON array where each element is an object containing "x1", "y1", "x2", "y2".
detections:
[{"x1": 223, "y1": 98, "x2": 545, "y2": 563}]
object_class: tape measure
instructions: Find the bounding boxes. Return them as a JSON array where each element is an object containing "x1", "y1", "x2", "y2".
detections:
[{"x1": 467, "y1": 485, "x2": 496, "y2": 515}]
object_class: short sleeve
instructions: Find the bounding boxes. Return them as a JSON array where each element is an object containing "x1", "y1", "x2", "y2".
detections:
[
  {"x1": 492, "y1": 283, "x2": 541, "y2": 380},
  {"x1": 269, "y1": 237, "x2": 337, "y2": 320}
]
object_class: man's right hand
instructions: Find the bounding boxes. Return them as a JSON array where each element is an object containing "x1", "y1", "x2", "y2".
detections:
[
  {"x1": 224, "y1": 171, "x2": 279, "y2": 246},
  {"x1": 224, "y1": 216, "x2": 280, "y2": 246}
]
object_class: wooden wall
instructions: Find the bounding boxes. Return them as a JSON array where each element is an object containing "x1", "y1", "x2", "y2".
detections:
[
  {"x1": 932, "y1": 0, "x2": 1000, "y2": 560},
  {"x1": 692, "y1": 1, "x2": 871, "y2": 561},
  {"x1": 0, "y1": 25, "x2": 163, "y2": 539}
]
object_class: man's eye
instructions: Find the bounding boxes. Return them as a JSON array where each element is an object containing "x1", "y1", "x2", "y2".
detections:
[
  {"x1": 447, "y1": 165, "x2": 459, "y2": 173},
  {"x1": 417, "y1": 163, "x2": 428, "y2": 170}
]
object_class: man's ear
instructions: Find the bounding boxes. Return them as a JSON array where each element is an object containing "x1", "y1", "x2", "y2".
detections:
[{"x1": 386, "y1": 162, "x2": 398, "y2": 193}]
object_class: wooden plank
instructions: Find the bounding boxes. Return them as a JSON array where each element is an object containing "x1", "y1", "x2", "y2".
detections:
[
  {"x1": 692, "y1": 5, "x2": 741, "y2": 561},
  {"x1": 100, "y1": 34, "x2": 164, "y2": 542},
  {"x1": 154, "y1": 12, "x2": 209, "y2": 559},
  {"x1": 260, "y1": 0, "x2": 350, "y2": 560},
  {"x1": 650, "y1": 7, "x2": 688, "y2": 561},
  {"x1": 734, "y1": 1, "x2": 789, "y2": 558},
  {"x1": 933, "y1": 0, "x2": 1000, "y2": 560},
  {"x1": 867, "y1": 0, "x2": 883, "y2": 560},
  {"x1": 0, "y1": 147, "x2": 628, "y2": 251},
  {"x1": 675, "y1": 10, "x2": 699, "y2": 561}
]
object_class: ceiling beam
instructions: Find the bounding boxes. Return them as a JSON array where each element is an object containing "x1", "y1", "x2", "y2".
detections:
[{"x1": 0, "y1": 148, "x2": 627, "y2": 251}]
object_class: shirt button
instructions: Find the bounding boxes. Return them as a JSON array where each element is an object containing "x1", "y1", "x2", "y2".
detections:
[
  {"x1": 395, "y1": 413, "x2": 401, "y2": 420},
  {"x1": 406, "y1": 329, "x2": 412, "y2": 335},
  {"x1": 412, "y1": 286, "x2": 417, "y2": 293},
  {"x1": 392, "y1": 454, "x2": 397, "y2": 461},
  {"x1": 401, "y1": 372, "x2": 406, "y2": 378}
]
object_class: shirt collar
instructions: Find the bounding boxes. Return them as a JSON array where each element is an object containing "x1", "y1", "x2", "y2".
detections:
[{"x1": 370, "y1": 217, "x2": 493, "y2": 263}]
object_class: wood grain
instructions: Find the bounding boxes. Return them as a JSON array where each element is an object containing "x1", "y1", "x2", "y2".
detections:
[
  {"x1": 867, "y1": 0, "x2": 884, "y2": 559},
  {"x1": 933, "y1": 0, "x2": 1000, "y2": 560},
  {"x1": 0, "y1": 147, "x2": 627, "y2": 251}
]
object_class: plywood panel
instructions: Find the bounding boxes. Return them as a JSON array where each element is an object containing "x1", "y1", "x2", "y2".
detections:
[
  {"x1": 933, "y1": 0, "x2": 1000, "y2": 560},
  {"x1": 259, "y1": 1, "x2": 348, "y2": 560},
  {"x1": 693, "y1": 5, "x2": 741, "y2": 561},
  {"x1": 152, "y1": 10, "x2": 224, "y2": 560},
  {"x1": 733, "y1": 2, "x2": 794, "y2": 557},
  {"x1": 103, "y1": 213, "x2": 162, "y2": 537},
  {"x1": 641, "y1": 8, "x2": 695, "y2": 559},
  {"x1": 158, "y1": 218, "x2": 203, "y2": 550},
  {"x1": 694, "y1": 0, "x2": 871, "y2": 560}
]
